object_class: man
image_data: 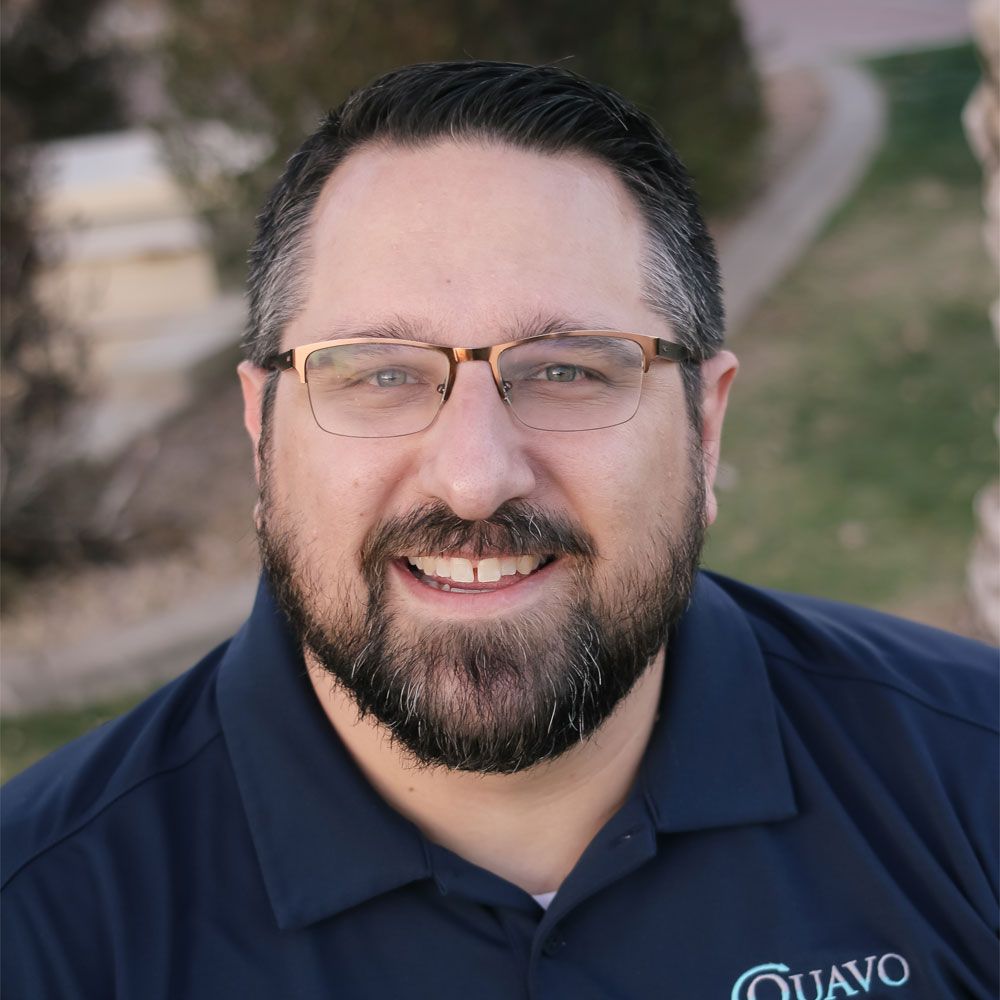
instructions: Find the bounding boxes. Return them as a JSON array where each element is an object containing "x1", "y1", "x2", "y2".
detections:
[{"x1": 3, "y1": 62, "x2": 996, "y2": 999}]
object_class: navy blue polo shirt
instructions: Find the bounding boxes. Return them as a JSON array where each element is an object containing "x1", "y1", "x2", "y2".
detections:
[{"x1": 3, "y1": 573, "x2": 997, "y2": 999}]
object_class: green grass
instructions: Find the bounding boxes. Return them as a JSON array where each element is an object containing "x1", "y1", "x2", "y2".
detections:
[
  {"x1": 705, "y1": 44, "x2": 997, "y2": 615},
  {"x1": 1, "y1": 691, "x2": 151, "y2": 782},
  {"x1": 862, "y1": 46, "x2": 984, "y2": 193}
]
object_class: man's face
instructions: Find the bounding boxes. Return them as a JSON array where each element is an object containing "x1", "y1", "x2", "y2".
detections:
[{"x1": 240, "y1": 141, "x2": 735, "y2": 773}]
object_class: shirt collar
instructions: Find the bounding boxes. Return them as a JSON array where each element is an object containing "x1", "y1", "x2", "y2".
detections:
[
  {"x1": 217, "y1": 580, "x2": 431, "y2": 930},
  {"x1": 641, "y1": 572, "x2": 797, "y2": 832},
  {"x1": 218, "y1": 572, "x2": 795, "y2": 929}
]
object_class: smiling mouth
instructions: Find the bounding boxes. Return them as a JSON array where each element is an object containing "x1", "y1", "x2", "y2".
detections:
[{"x1": 401, "y1": 554, "x2": 555, "y2": 593}]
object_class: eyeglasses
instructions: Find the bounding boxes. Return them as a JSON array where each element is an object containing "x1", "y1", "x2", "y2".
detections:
[{"x1": 264, "y1": 330, "x2": 694, "y2": 437}]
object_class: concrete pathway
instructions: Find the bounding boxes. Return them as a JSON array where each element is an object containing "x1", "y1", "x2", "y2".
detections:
[
  {"x1": 719, "y1": 62, "x2": 884, "y2": 335},
  {"x1": 738, "y1": 0, "x2": 972, "y2": 73},
  {"x1": 2, "y1": 1, "x2": 974, "y2": 713},
  {"x1": 2, "y1": 579, "x2": 258, "y2": 714},
  {"x1": 722, "y1": 0, "x2": 972, "y2": 327}
]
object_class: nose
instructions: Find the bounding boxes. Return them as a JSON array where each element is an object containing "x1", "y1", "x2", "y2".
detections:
[{"x1": 415, "y1": 360, "x2": 537, "y2": 521}]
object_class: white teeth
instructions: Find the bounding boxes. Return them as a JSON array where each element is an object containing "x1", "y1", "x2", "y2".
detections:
[
  {"x1": 517, "y1": 555, "x2": 540, "y2": 575},
  {"x1": 450, "y1": 557, "x2": 475, "y2": 583},
  {"x1": 477, "y1": 558, "x2": 501, "y2": 583},
  {"x1": 406, "y1": 554, "x2": 546, "y2": 583}
]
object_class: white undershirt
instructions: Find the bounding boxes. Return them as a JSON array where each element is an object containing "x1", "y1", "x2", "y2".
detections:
[{"x1": 531, "y1": 890, "x2": 557, "y2": 910}]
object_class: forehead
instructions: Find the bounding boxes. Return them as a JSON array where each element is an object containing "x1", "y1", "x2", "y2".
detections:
[{"x1": 288, "y1": 141, "x2": 660, "y2": 348}]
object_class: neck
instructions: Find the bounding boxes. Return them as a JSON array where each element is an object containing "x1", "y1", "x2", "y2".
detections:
[{"x1": 307, "y1": 651, "x2": 664, "y2": 895}]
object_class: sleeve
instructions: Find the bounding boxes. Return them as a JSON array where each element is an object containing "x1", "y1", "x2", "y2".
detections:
[{"x1": 2, "y1": 861, "x2": 115, "y2": 1000}]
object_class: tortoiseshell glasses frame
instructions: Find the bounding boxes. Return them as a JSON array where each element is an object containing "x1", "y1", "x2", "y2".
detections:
[{"x1": 263, "y1": 330, "x2": 695, "y2": 436}]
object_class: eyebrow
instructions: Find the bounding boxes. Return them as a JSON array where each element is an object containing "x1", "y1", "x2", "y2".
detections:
[
  {"x1": 312, "y1": 312, "x2": 623, "y2": 345},
  {"x1": 312, "y1": 317, "x2": 429, "y2": 342},
  {"x1": 510, "y1": 313, "x2": 621, "y2": 340}
]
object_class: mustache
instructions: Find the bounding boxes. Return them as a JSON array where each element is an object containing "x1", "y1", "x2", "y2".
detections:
[{"x1": 360, "y1": 501, "x2": 596, "y2": 581}]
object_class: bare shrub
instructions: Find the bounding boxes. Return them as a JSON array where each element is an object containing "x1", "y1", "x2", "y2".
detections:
[{"x1": 156, "y1": 0, "x2": 763, "y2": 280}]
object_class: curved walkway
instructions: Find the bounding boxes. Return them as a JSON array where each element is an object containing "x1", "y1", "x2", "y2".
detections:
[{"x1": 719, "y1": 62, "x2": 884, "y2": 334}]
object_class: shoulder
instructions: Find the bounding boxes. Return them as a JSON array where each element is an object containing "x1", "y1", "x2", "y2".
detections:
[
  {"x1": 704, "y1": 573, "x2": 998, "y2": 909},
  {"x1": 1, "y1": 643, "x2": 229, "y2": 892},
  {"x1": 704, "y1": 571, "x2": 998, "y2": 735}
]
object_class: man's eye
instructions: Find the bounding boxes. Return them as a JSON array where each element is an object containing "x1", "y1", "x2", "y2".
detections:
[
  {"x1": 368, "y1": 368, "x2": 413, "y2": 387},
  {"x1": 539, "y1": 364, "x2": 584, "y2": 383}
]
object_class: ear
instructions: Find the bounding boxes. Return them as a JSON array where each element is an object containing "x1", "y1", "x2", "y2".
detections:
[
  {"x1": 238, "y1": 360, "x2": 270, "y2": 483},
  {"x1": 698, "y1": 350, "x2": 738, "y2": 526}
]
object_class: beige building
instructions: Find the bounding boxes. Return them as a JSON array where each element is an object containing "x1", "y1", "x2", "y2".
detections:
[{"x1": 36, "y1": 129, "x2": 244, "y2": 459}]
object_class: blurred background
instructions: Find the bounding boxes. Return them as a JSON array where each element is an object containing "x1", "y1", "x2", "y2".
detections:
[{"x1": 2, "y1": 0, "x2": 997, "y2": 774}]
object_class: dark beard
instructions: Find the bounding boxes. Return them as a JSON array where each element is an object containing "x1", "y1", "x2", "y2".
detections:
[{"x1": 259, "y1": 485, "x2": 705, "y2": 775}]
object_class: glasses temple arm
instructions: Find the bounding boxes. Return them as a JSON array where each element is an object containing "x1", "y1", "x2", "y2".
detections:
[
  {"x1": 655, "y1": 340, "x2": 696, "y2": 362},
  {"x1": 263, "y1": 350, "x2": 295, "y2": 372}
]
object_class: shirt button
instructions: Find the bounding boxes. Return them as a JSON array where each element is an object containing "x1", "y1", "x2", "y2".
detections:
[{"x1": 542, "y1": 935, "x2": 565, "y2": 957}]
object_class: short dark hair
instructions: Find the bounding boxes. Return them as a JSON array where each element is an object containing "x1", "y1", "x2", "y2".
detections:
[{"x1": 244, "y1": 61, "x2": 725, "y2": 416}]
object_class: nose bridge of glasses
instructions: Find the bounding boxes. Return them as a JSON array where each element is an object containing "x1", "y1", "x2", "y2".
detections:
[{"x1": 446, "y1": 346, "x2": 509, "y2": 401}]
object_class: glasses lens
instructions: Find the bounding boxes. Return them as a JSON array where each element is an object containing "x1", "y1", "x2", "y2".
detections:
[
  {"x1": 498, "y1": 336, "x2": 644, "y2": 431},
  {"x1": 304, "y1": 343, "x2": 449, "y2": 437}
]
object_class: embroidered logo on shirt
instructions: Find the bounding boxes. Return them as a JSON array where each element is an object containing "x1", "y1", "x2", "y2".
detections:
[{"x1": 730, "y1": 953, "x2": 911, "y2": 999}]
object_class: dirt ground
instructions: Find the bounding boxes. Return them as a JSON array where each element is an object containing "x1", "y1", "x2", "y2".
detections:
[{"x1": 1, "y1": 68, "x2": 829, "y2": 662}]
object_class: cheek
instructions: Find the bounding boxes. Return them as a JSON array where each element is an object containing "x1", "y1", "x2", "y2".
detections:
[
  {"x1": 270, "y1": 419, "x2": 415, "y2": 560},
  {"x1": 549, "y1": 399, "x2": 692, "y2": 532}
]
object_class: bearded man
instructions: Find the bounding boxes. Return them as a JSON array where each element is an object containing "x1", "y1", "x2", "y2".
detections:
[{"x1": 3, "y1": 62, "x2": 997, "y2": 999}]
